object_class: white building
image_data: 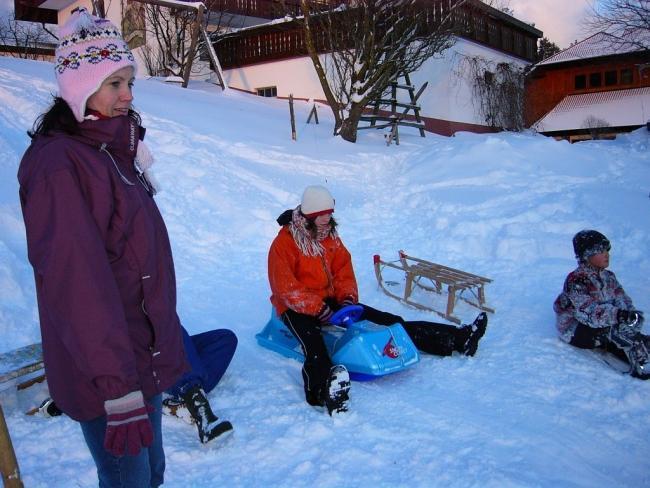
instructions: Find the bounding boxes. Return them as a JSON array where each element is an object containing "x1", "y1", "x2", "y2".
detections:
[{"x1": 14, "y1": 0, "x2": 542, "y2": 135}]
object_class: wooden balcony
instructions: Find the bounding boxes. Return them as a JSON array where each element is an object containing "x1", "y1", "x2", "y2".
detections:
[
  {"x1": 213, "y1": 0, "x2": 542, "y2": 70},
  {"x1": 13, "y1": 0, "x2": 57, "y2": 24}
]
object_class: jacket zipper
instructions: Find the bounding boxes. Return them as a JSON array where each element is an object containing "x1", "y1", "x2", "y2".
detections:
[{"x1": 99, "y1": 143, "x2": 135, "y2": 186}]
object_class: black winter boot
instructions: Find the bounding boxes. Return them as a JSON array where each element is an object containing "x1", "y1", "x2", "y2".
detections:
[
  {"x1": 38, "y1": 398, "x2": 63, "y2": 418},
  {"x1": 610, "y1": 325, "x2": 650, "y2": 379},
  {"x1": 324, "y1": 365, "x2": 351, "y2": 416},
  {"x1": 462, "y1": 312, "x2": 488, "y2": 357},
  {"x1": 182, "y1": 386, "x2": 233, "y2": 443},
  {"x1": 626, "y1": 340, "x2": 650, "y2": 380}
]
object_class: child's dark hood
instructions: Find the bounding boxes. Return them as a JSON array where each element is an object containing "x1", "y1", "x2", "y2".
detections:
[{"x1": 276, "y1": 208, "x2": 294, "y2": 226}]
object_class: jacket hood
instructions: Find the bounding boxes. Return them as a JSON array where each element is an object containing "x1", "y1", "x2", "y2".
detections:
[{"x1": 276, "y1": 208, "x2": 294, "y2": 226}]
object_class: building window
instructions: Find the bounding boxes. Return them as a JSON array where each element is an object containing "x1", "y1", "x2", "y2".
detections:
[
  {"x1": 257, "y1": 86, "x2": 277, "y2": 97},
  {"x1": 604, "y1": 70, "x2": 617, "y2": 86},
  {"x1": 621, "y1": 68, "x2": 633, "y2": 84},
  {"x1": 589, "y1": 72, "x2": 602, "y2": 87},
  {"x1": 575, "y1": 74, "x2": 586, "y2": 90}
]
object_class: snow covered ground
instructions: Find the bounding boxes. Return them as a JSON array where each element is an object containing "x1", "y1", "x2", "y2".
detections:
[{"x1": 1, "y1": 56, "x2": 649, "y2": 487}]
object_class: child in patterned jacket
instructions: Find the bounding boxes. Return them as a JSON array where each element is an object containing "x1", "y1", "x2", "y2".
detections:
[{"x1": 554, "y1": 230, "x2": 649, "y2": 379}]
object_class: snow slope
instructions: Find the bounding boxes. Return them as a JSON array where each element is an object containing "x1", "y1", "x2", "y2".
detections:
[{"x1": 1, "y1": 56, "x2": 649, "y2": 487}]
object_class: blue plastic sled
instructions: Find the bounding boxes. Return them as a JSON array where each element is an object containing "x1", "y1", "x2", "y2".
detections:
[{"x1": 255, "y1": 305, "x2": 420, "y2": 381}]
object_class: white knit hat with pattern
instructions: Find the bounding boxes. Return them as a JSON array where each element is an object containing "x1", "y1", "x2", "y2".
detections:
[{"x1": 54, "y1": 7, "x2": 137, "y2": 122}]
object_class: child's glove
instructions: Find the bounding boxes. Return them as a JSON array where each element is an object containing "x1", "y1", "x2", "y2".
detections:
[
  {"x1": 617, "y1": 310, "x2": 643, "y2": 326},
  {"x1": 317, "y1": 303, "x2": 334, "y2": 325},
  {"x1": 104, "y1": 391, "x2": 154, "y2": 457}
]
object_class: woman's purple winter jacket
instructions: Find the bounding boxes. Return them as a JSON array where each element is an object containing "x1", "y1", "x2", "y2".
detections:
[{"x1": 18, "y1": 115, "x2": 188, "y2": 421}]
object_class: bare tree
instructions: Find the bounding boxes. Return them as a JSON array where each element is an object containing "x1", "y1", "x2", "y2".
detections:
[
  {"x1": 137, "y1": 0, "x2": 228, "y2": 78},
  {"x1": 487, "y1": 0, "x2": 512, "y2": 13},
  {"x1": 139, "y1": 4, "x2": 196, "y2": 76},
  {"x1": 582, "y1": 115, "x2": 612, "y2": 140},
  {"x1": 583, "y1": 0, "x2": 650, "y2": 49},
  {"x1": 294, "y1": 0, "x2": 465, "y2": 143},
  {"x1": 455, "y1": 55, "x2": 527, "y2": 131},
  {"x1": 0, "y1": 11, "x2": 56, "y2": 61}
]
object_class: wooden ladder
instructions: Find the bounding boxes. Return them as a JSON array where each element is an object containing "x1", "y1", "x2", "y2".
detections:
[{"x1": 358, "y1": 72, "x2": 427, "y2": 145}]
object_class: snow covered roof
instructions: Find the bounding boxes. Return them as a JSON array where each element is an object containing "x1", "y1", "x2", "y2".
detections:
[
  {"x1": 533, "y1": 87, "x2": 650, "y2": 133},
  {"x1": 537, "y1": 32, "x2": 648, "y2": 67}
]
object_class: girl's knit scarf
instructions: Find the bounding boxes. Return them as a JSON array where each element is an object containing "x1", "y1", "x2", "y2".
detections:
[{"x1": 290, "y1": 206, "x2": 338, "y2": 257}]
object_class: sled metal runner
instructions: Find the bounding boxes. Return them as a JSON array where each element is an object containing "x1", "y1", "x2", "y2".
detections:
[{"x1": 374, "y1": 251, "x2": 495, "y2": 324}]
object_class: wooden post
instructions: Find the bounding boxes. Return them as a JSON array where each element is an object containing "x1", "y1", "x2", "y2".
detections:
[
  {"x1": 0, "y1": 404, "x2": 23, "y2": 488},
  {"x1": 289, "y1": 94, "x2": 297, "y2": 140},
  {"x1": 182, "y1": 3, "x2": 204, "y2": 88},
  {"x1": 199, "y1": 25, "x2": 227, "y2": 90},
  {"x1": 307, "y1": 104, "x2": 319, "y2": 124}
]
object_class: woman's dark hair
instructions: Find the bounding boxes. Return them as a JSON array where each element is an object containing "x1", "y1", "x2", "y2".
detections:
[
  {"x1": 28, "y1": 96, "x2": 79, "y2": 138},
  {"x1": 29, "y1": 96, "x2": 142, "y2": 139},
  {"x1": 305, "y1": 215, "x2": 337, "y2": 238}
]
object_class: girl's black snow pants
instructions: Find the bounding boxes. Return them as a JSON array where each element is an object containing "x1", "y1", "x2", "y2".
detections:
[
  {"x1": 282, "y1": 302, "x2": 472, "y2": 406},
  {"x1": 281, "y1": 309, "x2": 333, "y2": 406},
  {"x1": 358, "y1": 303, "x2": 469, "y2": 356}
]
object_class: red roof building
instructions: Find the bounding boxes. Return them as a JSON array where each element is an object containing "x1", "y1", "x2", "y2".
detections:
[{"x1": 526, "y1": 32, "x2": 650, "y2": 142}]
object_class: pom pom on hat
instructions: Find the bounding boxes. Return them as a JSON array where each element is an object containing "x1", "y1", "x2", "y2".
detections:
[
  {"x1": 573, "y1": 229, "x2": 611, "y2": 262},
  {"x1": 55, "y1": 7, "x2": 137, "y2": 122},
  {"x1": 300, "y1": 185, "x2": 334, "y2": 218}
]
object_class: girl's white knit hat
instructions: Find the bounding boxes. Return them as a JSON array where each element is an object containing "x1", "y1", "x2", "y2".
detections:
[
  {"x1": 55, "y1": 8, "x2": 137, "y2": 122},
  {"x1": 301, "y1": 185, "x2": 335, "y2": 217}
]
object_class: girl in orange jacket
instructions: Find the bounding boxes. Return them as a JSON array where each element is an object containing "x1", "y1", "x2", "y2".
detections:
[{"x1": 267, "y1": 186, "x2": 488, "y2": 415}]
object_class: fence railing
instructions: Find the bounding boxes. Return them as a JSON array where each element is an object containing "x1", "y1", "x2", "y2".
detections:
[{"x1": 209, "y1": 0, "x2": 342, "y2": 19}]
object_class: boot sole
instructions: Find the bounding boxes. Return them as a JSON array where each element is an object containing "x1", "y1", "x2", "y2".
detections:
[{"x1": 326, "y1": 366, "x2": 351, "y2": 416}]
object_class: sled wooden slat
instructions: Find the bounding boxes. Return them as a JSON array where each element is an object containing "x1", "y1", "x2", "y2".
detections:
[
  {"x1": 0, "y1": 343, "x2": 44, "y2": 392},
  {"x1": 374, "y1": 251, "x2": 494, "y2": 324},
  {"x1": 0, "y1": 344, "x2": 45, "y2": 487},
  {"x1": 0, "y1": 403, "x2": 23, "y2": 487}
]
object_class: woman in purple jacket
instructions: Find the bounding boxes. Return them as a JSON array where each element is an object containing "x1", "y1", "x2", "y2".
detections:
[{"x1": 18, "y1": 9, "x2": 187, "y2": 486}]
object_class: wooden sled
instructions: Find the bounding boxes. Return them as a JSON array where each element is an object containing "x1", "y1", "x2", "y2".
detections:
[
  {"x1": 373, "y1": 251, "x2": 495, "y2": 324},
  {"x1": 1, "y1": 343, "x2": 45, "y2": 487},
  {"x1": 0, "y1": 343, "x2": 44, "y2": 394}
]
